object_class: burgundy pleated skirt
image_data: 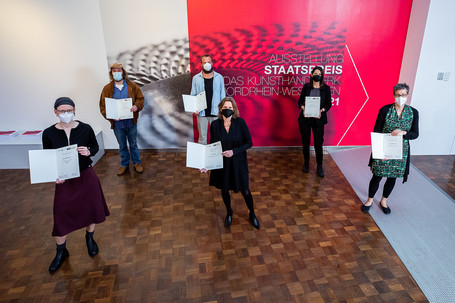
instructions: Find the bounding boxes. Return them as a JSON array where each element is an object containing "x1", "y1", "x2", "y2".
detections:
[{"x1": 52, "y1": 166, "x2": 110, "y2": 237}]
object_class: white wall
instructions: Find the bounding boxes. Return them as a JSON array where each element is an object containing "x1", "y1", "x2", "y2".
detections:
[
  {"x1": 99, "y1": 0, "x2": 189, "y2": 58},
  {"x1": 0, "y1": 0, "x2": 111, "y2": 142},
  {"x1": 406, "y1": 0, "x2": 455, "y2": 155}
]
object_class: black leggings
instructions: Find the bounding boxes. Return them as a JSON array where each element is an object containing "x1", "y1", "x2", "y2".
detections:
[
  {"x1": 368, "y1": 175, "x2": 396, "y2": 199},
  {"x1": 221, "y1": 189, "x2": 254, "y2": 215}
]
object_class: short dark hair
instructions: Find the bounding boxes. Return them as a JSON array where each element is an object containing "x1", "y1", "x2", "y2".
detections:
[
  {"x1": 200, "y1": 54, "x2": 212, "y2": 63},
  {"x1": 393, "y1": 83, "x2": 410, "y2": 95}
]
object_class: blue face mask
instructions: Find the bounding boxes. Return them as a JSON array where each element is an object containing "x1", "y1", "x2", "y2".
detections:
[{"x1": 113, "y1": 72, "x2": 123, "y2": 81}]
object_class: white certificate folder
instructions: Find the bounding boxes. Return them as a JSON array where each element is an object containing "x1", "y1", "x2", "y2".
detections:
[
  {"x1": 105, "y1": 98, "x2": 134, "y2": 120},
  {"x1": 182, "y1": 91, "x2": 207, "y2": 112},
  {"x1": 186, "y1": 141, "x2": 223, "y2": 170},
  {"x1": 29, "y1": 144, "x2": 80, "y2": 184},
  {"x1": 304, "y1": 96, "x2": 321, "y2": 117},
  {"x1": 371, "y1": 132, "x2": 403, "y2": 160}
]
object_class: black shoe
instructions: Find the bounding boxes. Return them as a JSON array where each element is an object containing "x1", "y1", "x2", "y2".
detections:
[
  {"x1": 49, "y1": 245, "x2": 69, "y2": 274},
  {"x1": 224, "y1": 214, "x2": 232, "y2": 228},
  {"x1": 86, "y1": 232, "x2": 99, "y2": 257},
  {"x1": 361, "y1": 204, "x2": 372, "y2": 213},
  {"x1": 249, "y1": 213, "x2": 260, "y2": 229},
  {"x1": 302, "y1": 162, "x2": 309, "y2": 173},
  {"x1": 380, "y1": 204, "x2": 391, "y2": 215},
  {"x1": 316, "y1": 165, "x2": 324, "y2": 177}
]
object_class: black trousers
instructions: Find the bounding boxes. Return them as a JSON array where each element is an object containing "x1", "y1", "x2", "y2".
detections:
[
  {"x1": 298, "y1": 119, "x2": 325, "y2": 165},
  {"x1": 221, "y1": 189, "x2": 254, "y2": 216},
  {"x1": 368, "y1": 174, "x2": 397, "y2": 199}
]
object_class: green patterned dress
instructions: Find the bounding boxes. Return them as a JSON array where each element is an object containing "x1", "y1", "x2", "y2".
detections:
[{"x1": 372, "y1": 105, "x2": 414, "y2": 178}]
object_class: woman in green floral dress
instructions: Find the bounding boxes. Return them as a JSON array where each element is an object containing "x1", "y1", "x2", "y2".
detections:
[{"x1": 362, "y1": 83, "x2": 419, "y2": 214}]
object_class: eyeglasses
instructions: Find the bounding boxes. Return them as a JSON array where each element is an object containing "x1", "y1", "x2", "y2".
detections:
[
  {"x1": 56, "y1": 110, "x2": 74, "y2": 114},
  {"x1": 394, "y1": 94, "x2": 408, "y2": 98}
]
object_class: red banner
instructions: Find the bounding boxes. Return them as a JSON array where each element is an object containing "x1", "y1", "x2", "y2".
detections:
[{"x1": 188, "y1": 0, "x2": 412, "y2": 146}]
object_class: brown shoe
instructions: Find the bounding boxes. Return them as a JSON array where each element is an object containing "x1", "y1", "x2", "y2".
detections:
[
  {"x1": 134, "y1": 163, "x2": 144, "y2": 173},
  {"x1": 117, "y1": 166, "x2": 128, "y2": 176}
]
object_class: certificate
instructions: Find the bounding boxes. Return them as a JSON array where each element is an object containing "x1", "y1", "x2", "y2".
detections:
[
  {"x1": 105, "y1": 98, "x2": 134, "y2": 120},
  {"x1": 186, "y1": 141, "x2": 223, "y2": 170},
  {"x1": 29, "y1": 144, "x2": 80, "y2": 184},
  {"x1": 304, "y1": 97, "x2": 321, "y2": 117},
  {"x1": 182, "y1": 91, "x2": 207, "y2": 113},
  {"x1": 371, "y1": 132, "x2": 403, "y2": 160}
]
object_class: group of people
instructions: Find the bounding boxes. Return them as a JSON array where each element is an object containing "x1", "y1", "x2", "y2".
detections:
[{"x1": 42, "y1": 55, "x2": 418, "y2": 274}]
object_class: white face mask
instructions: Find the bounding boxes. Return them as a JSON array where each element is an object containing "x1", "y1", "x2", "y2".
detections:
[
  {"x1": 58, "y1": 112, "x2": 74, "y2": 124},
  {"x1": 203, "y1": 62, "x2": 212, "y2": 72},
  {"x1": 395, "y1": 96, "x2": 407, "y2": 106}
]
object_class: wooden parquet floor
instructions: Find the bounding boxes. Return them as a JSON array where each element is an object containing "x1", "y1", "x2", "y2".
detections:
[
  {"x1": 411, "y1": 155, "x2": 455, "y2": 200},
  {"x1": 3, "y1": 150, "x2": 449, "y2": 302}
]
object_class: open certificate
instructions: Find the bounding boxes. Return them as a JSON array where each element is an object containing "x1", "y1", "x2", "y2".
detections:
[
  {"x1": 186, "y1": 141, "x2": 223, "y2": 170},
  {"x1": 371, "y1": 133, "x2": 403, "y2": 160},
  {"x1": 105, "y1": 98, "x2": 134, "y2": 120},
  {"x1": 304, "y1": 96, "x2": 321, "y2": 117},
  {"x1": 182, "y1": 91, "x2": 207, "y2": 113},
  {"x1": 28, "y1": 144, "x2": 80, "y2": 184}
]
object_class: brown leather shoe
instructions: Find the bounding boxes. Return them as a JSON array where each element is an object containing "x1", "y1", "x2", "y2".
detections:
[
  {"x1": 134, "y1": 163, "x2": 144, "y2": 173},
  {"x1": 117, "y1": 166, "x2": 127, "y2": 176}
]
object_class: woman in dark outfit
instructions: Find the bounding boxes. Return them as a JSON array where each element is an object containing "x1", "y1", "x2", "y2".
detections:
[
  {"x1": 43, "y1": 97, "x2": 110, "y2": 273},
  {"x1": 298, "y1": 66, "x2": 332, "y2": 177},
  {"x1": 362, "y1": 83, "x2": 419, "y2": 214},
  {"x1": 201, "y1": 97, "x2": 259, "y2": 229}
]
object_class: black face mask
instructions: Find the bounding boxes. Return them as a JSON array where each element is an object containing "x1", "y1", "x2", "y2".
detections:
[
  {"x1": 312, "y1": 74, "x2": 322, "y2": 82},
  {"x1": 221, "y1": 108, "x2": 234, "y2": 118}
]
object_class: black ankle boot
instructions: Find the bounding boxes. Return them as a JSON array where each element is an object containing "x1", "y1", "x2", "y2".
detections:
[
  {"x1": 302, "y1": 162, "x2": 309, "y2": 173},
  {"x1": 85, "y1": 231, "x2": 99, "y2": 257},
  {"x1": 317, "y1": 165, "x2": 324, "y2": 178},
  {"x1": 49, "y1": 243, "x2": 69, "y2": 274},
  {"x1": 249, "y1": 213, "x2": 260, "y2": 229},
  {"x1": 224, "y1": 213, "x2": 233, "y2": 228}
]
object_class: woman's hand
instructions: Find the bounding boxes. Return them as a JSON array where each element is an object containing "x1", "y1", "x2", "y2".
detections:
[
  {"x1": 200, "y1": 168, "x2": 208, "y2": 173},
  {"x1": 77, "y1": 146, "x2": 90, "y2": 156},
  {"x1": 222, "y1": 150, "x2": 234, "y2": 158},
  {"x1": 131, "y1": 105, "x2": 138, "y2": 112},
  {"x1": 56, "y1": 178, "x2": 65, "y2": 184},
  {"x1": 391, "y1": 129, "x2": 407, "y2": 136}
]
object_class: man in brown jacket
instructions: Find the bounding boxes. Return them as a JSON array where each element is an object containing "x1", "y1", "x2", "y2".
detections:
[{"x1": 99, "y1": 63, "x2": 145, "y2": 175}]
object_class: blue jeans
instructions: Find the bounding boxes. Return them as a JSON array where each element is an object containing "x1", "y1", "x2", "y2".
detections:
[{"x1": 113, "y1": 124, "x2": 141, "y2": 167}]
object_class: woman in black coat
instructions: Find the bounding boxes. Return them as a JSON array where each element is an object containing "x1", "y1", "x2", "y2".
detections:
[
  {"x1": 298, "y1": 66, "x2": 332, "y2": 177},
  {"x1": 201, "y1": 97, "x2": 259, "y2": 229}
]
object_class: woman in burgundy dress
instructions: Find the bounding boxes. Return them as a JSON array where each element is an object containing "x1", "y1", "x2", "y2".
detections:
[
  {"x1": 42, "y1": 97, "x2": 110, "y2": 273},
  {"x1": 201, "y1": 97, "x2": 259, "y2": 229}
]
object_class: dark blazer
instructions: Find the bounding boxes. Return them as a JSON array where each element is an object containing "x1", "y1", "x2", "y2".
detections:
[
  {"x1": 209, "y1": 118, "x2": 252, "y2": 192},
  {"x1": 368, "y1": 104, "x2": 419, "y2": 183},
  {"x1": 298, "y1": 83, "x2": 332, "y2": 126}
]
